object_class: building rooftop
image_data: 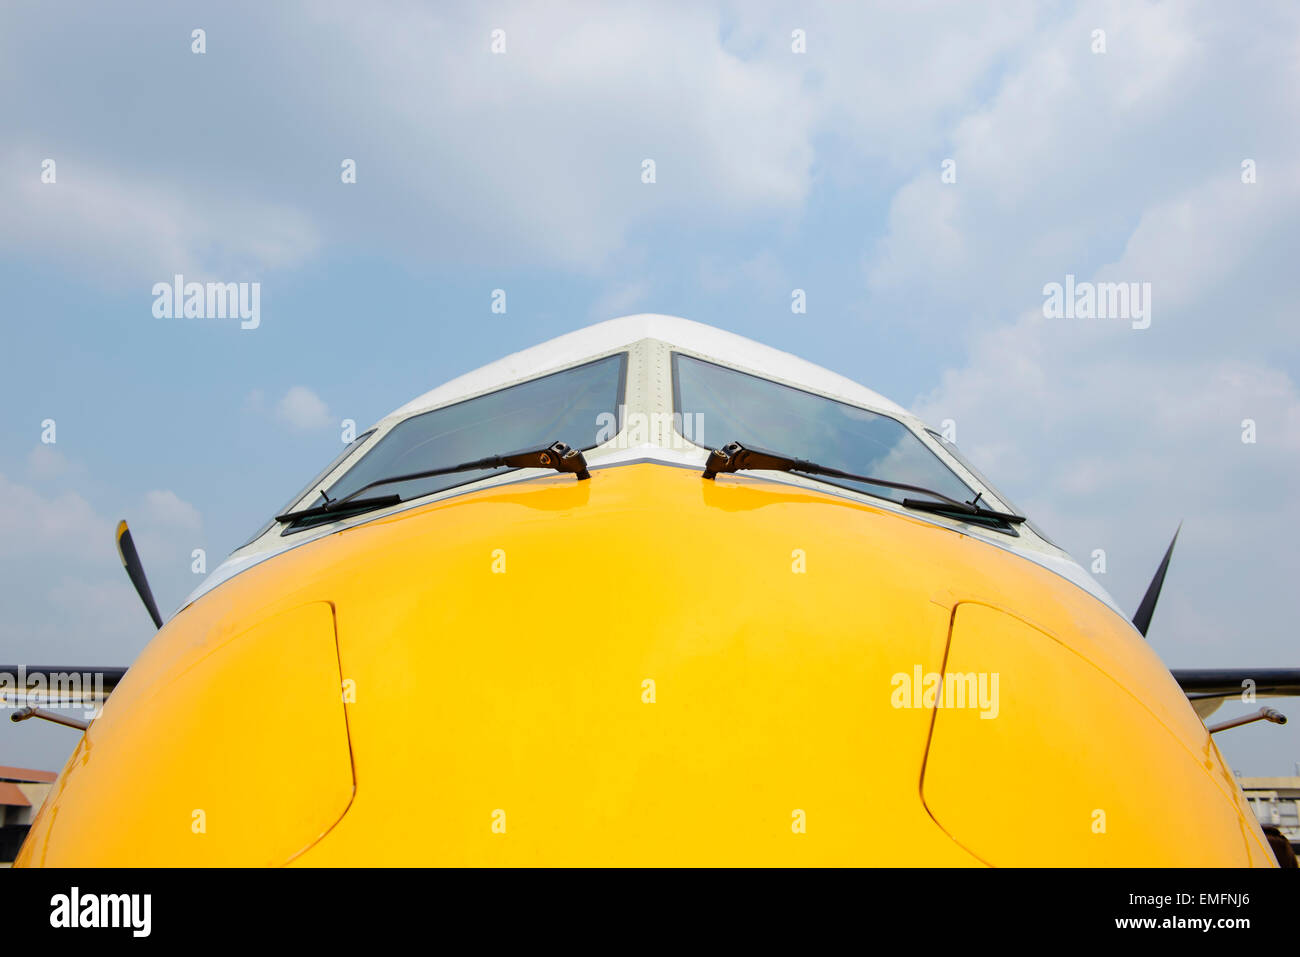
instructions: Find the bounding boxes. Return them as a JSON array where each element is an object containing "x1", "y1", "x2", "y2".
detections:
[{"x1": 0, "y1": 766, "x2": 56, "y2": 784}]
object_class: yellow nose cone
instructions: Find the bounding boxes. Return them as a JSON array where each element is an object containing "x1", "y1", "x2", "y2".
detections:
[{"x1": 17, "y1": 464, "x2": 1273, "y2": 866}]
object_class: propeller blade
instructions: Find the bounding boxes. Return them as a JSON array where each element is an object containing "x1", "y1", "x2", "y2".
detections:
[
  {"x1": 1132, "y1": 523, "x2": 1180, "y2": 637},
  {"x1": 115, "y1": 520, "x2": 163, "y2": 629}
]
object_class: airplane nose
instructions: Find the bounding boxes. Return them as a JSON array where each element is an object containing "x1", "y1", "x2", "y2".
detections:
[
  {"x1": 292, "y1": 464, "x2": 979, "y2": 865},
  {"x1": 15, "y1": 462, "x2": 1270, "y2": 866}
]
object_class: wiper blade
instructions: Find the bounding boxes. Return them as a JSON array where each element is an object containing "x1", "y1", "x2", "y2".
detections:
[
  {"x1": 276, "y1": 441, "x2": 590, "y2": 524},
  {"x1": 897, "y1": 497, "x2": 1026, "y2": 525},
  {"x1": 274, "y1": 493, "x2": 402, "y2": 524},
  {"x1": 701, "y1": 441, "x2": 1026, "y2": 525}
]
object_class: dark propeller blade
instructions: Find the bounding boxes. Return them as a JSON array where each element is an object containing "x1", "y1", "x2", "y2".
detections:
[
  {"x1": 115, "y1": 520, "x2": 163, "y2": 629},
  {"x1": 1132, "y1": 523, "x2": 1180, "y2": 638}
]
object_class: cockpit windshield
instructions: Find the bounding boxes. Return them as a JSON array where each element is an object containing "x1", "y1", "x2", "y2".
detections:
[
  {"x1": 281, "y1": 353, "x2": 626, "y2": 532},
  {"x1": 672, "y1": 353, "x2": 991, "y2": 516}
]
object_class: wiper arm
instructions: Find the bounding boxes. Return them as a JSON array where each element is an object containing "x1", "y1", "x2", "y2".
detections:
[
  {"x1": 701, "y1": 441, "x2": 1026, "y2": 525},
  {"x1": 276, "y1": 441, "x2": 590, "y2": 524}
]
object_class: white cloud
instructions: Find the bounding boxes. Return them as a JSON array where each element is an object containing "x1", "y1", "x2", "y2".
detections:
[
  {"x1": 275, "y1": 386, "x2": 333, "y2": 431},
  {"x1": 0, "y1": 473, "x2": 203, "y2": 653},
  {"x1": 0, "y1": 472, "x2": 107, "y2": 560},
  {"x1": 142, "y1": 489, "x2": 203, "y2": 532},
  {"x1": 3, "y1": 1, "x2": 1034, "y2": 278},
  {"x1": 25, "y1": 445, "x2": 77, "y2": 482},
  {"x1": 589, "y1": 280, "x2": 652, "y2": 321},
  {"x1": 0, "y1": 2, "x2": 1082, "y2": 279},
  {"x1": 295, "y1": 1, "x2": 818, "y2": 270},
  {"x1": 865, "y1": 0, "x2": 1300, "y2": 323},
  {"x1": 0, "y1": 149, "x2": 321, "y2": 284}
]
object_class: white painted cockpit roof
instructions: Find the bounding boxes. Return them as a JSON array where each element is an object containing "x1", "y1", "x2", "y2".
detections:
[{"x1": 392, "y1": 314, "x2": 908, "y2": 419}]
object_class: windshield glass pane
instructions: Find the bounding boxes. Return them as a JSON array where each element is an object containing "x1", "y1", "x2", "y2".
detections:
[
  {"x1": 285, "y1": 353, "x2": 625, "y2": 530},
  {"x1": 673, "y1": 353, "x2": 975, "y2": 507}
]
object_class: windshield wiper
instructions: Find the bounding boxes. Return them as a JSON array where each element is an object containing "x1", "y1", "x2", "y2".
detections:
[
  {"x1": 276, "y1": 441, "x2": 590, "y2": 524},
  {"x1": 274, "y1": 492, "x2": 403, "y2": 525},
  {"x1": 701, "y1": 441, "x2": 1026, "y2": 525}
]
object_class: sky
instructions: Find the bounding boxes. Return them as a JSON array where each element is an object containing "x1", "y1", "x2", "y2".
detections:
[{"x1": 1, "y1": 0, "x2": 1298, "y2": 776}]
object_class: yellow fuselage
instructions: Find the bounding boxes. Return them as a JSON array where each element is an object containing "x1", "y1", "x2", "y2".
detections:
[{"x1": 16, "y1": 464, "x2": 1275, "y2": 866}]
